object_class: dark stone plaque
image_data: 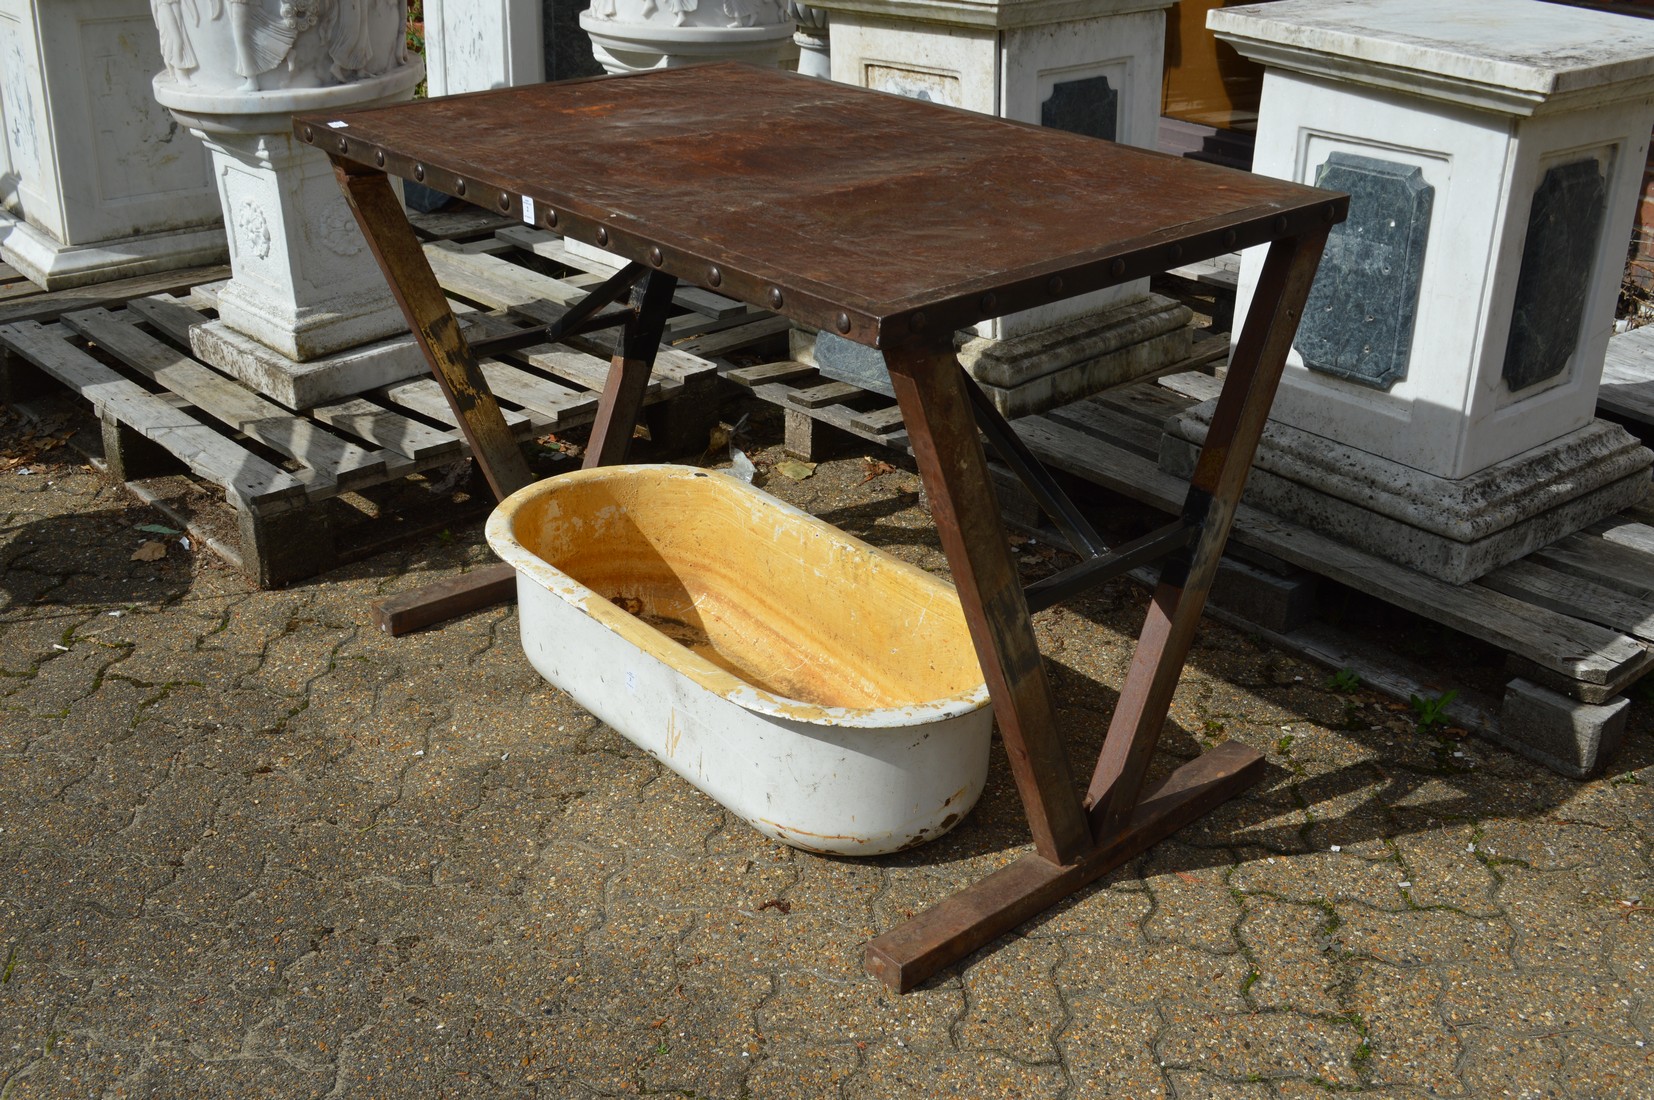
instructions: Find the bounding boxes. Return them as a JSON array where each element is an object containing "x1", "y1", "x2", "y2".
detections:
[
  {"x1": 1041, "y1": 76, "x2": 1118, "y2": 142},
  {"x1": 1501, "y1": 158, "x2": 1608, "y2": 393},
  {"x1": 814, "y1": 331, "x2": 894, "y2": 397},
  {"x1": 1294, "y1": 152, "x2": 1434, "y2": 390}
]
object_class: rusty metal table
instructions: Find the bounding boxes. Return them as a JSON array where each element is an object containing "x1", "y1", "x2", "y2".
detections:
[{"x1": 298, "y1": 63, "x2": 1345, "y2": 993}]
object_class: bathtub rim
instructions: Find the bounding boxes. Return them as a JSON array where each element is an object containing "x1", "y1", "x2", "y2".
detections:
[{"x1": 486, "y1": 464, "x2": 993, "y2": 729}]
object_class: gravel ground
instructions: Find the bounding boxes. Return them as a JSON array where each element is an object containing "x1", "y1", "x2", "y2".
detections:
[{"x1": 3, "y1": 406, "x2": 1653, "y2": 1099}]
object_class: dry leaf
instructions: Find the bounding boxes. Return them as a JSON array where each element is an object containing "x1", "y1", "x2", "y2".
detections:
[
  {"x1": 774, "y1": 459, "x2": 816, "y2": 480},
  {"x1": 859, "y1": 457, "x2": 896, "y2": 484},
  {"x1": 131, "y1": 540, "x2": 167, "y2": 562}
]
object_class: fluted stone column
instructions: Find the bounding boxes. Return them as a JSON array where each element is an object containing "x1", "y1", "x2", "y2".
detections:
[{"x1": 148, "y1": 0, "x2": 428, "y2": 409}]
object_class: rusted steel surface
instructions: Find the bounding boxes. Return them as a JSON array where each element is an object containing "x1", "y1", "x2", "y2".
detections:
[
  {"x1": 298, "y1": 63, "x2": 1345, "y2": 350},
  {"x1": 1087, "y1": 228, "x2": 1331, "y2": 834},
  {"x1": 885, "y1": 342, "x2": 1091, "y2": 867}
]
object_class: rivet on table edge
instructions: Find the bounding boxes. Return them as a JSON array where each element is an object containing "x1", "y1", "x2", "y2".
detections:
[
  {"x1": 1325, "y1": 203, "x2": 1339, "y2": 222},
  {"x1": 910, "y1": 311, "x2": 928, "y2": 332},
  {"x1": 707, "y1": 266, "x2": 722, "y2": 287},
  {"x1": 414, "y1": 164, "x2": 425, "y2": 181},
  {"x1": 1110, "y1": 259, "x2": 1126, "y2": 278},
  {"x1": 835, "y1": 312, "x2": 852, "y2": 334},
  {"x1": 545, "y1": 209, "x2": 558, "y2": 228},
  {"x1": 1046, "y1": 275, "x2": 1064, "y2": 296},
  {"x1": 374, "y1": 150, "x2": 385, "y2": 167},
  {"x1": 596, "y1": 226, "x2": 609, "y2": 245},
  {"x1": 302, "y1": 126, "x2": 314, "y2": 142},
  {"x1": 337, "y1": 137, "x2": 349, "y2": 153},
  {"x1": 768, "y1": 287, "x2": 784, "y2": 308},
  {"x1": 1222, "y1": 229, "x2": 1237, "y2": 248},
  {"x1": 649, "y1": 246, "x2": 663, "y2": 266},
  {"x1": 1273, "y1": 215, "x2": 1288, "y2": 233},
  {"x1": 456, "y1": 179, "x2": 468, "y2": 197},
  {"x1": 1167, "y1": 244, "x2": 1183, "y2": 263},
  {"x1": 499, "y1": 191, "x2": 512, "y2": 211},
  {"x1": 979, "y1": 292, "x2": 997, "y2": 312}
]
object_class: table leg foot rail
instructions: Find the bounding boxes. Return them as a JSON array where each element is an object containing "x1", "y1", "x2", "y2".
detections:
[
  {"x1": 370, "y1": 561, "x2": 518, "y2": 636},
  {"x1": 864, "y1": 740, "x2": 1266, "y2": 993}
]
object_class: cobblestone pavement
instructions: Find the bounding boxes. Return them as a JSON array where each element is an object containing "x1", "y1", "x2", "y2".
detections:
[{"x1": 3, "y1": 420, "x2": 1653, "y2": 1099}]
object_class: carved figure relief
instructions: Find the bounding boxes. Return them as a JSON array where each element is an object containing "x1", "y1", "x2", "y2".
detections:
[
  {"x1": 150, "y1": 0, "x2": 412, "y2": 90},
  {"x1": 152, "y1": 0, "x2": 199, "y2": 78}
]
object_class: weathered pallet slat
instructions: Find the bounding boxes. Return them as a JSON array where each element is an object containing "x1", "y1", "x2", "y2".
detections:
[
  {"x1": 0, "y1": 319, "x2": 306, "y2": 510},
  {"x1": 62, "y1": 307, "x2": 387, "y2": 499},
  {"x1": 0, "y1": 264, "x2": 230, "y2": 327}
]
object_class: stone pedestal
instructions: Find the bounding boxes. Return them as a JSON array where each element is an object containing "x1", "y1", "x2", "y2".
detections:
[
  {"x1": 149, "y1": 0, "x2": 428, "y2": 409},
  {"x1": 580, "y1": 0, "x2": 795, "y2": 74},
  {"x1": 813, "y1": 0, "x2": 1191, "y2": 415},
  {"x1": 0, "y1": 0, "x2": 225, "y2": 289},
  {"x1": 787, "y1": 2, "x2": 830, "y2": 77},
  {"x1": 1173, "y1": 0, "x2": 1654, "y2": 582},
  {"x1": 425, "y1": 0, "x2": 545, "y2": 95}
]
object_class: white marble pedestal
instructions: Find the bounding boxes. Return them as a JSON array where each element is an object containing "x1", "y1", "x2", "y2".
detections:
[
  {"x1": 0, "y1": 0, "x2": 225, "y2": 289},
  {"x1": 580, "y1": 0, "x2": 796, "y2": 74},
  {"x1": 148, "y1": 2, "x2": 428, "y2": 410},
  {"x1": 812, "y1": 0, "x2": 1190, "y2": 416},
  {"x1": 1165, "y1": 0, "x2": 1654, "y2": 583}
]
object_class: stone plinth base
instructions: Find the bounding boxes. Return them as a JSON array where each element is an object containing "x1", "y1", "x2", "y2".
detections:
[
  {"x1": 190, "y1": 319, "x2": 429, "y2": 411},
  {"x1": 815, "y1": 293, "x2": 1192, "y2": 419},
  {"x1": 960, "y1": 294, "x2": 1192, "y2": 418},
  {"x1": 0, "y1": 218, "x2": 227, "y2": 292},
  {"x1": 1161, "y1": 404, "x2": 1653, "y2": 584}
]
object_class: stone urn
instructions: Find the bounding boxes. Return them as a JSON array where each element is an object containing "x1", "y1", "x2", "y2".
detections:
[
  {"x1": 580, "y1": 0, "x2": 795, "y2": 74},
  {"x1": 147, "y1": 0, "x2": 428, "y2": 407}
]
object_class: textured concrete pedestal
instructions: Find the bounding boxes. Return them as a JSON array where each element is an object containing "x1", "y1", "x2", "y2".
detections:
[
  {"x1": 810, "y1": 0, "x2": 1190, "y2": 414},
  {"x1": 1177, "y1": 0, "x2": 1654, "y2": 582},
  {"x1": 0, "y1": 0, "x2": 225, "y2": 289}
]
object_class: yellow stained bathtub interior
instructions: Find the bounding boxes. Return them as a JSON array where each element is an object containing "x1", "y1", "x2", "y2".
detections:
[{"x1": 509, "y1": 471, "x2": 986, "y2": 710}]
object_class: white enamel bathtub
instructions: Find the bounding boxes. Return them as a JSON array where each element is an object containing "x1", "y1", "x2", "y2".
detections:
[{"x1": 485, "y1": 465, "x2": 993, "y2": 855}]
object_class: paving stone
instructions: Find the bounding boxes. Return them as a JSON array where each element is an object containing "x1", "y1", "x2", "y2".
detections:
[
  {"x1": 1165, "y1": 1068, "x2": 1274, "y2": 1098},
  {"x1": 1495, "y1": 865, "x2": 1618, "y2": 969},
  {"x1": 1058, "y1": 995, "x2": 1168, "y2": 1097},
  {"x1": 1060, "y1": 936, "x2": 1252, "y2": 1012},
  {"x1": 1237, "y1": 895, "x2": 1343, "y2": 1014},
  {"x1": 1346, "y1": 961, "x2": 1464, "y2": 1095},
  {"x1": 1332, "y1": 904, "x2": 1514, "y2": 968},
  {"x1": 1157, "y1": 1003, "x2": 1365, "y2": 1087},
  {"x1": 1455, "y1": 1030, "x2": 1567, "y2": 1099}
]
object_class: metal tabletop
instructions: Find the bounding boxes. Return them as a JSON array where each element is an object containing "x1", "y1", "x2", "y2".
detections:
[{"x1": 299, "y1": 62, "x2": 1341, "y2": 348}]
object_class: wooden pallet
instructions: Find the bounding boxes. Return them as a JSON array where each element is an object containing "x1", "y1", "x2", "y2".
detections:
[
  {"x1": 1010, "y1": 369, "x2": 1654, "y2": 771},
  {"x1": 0, "y1": 215, "x2": 787, "y2": 586}
]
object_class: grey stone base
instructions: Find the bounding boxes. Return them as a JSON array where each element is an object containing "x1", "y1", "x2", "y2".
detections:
[
  {"x1": 0, "y1": 217, "x2": 227, "y2": 291},
  {"x1": 190, "y1": 320, "x2": 431, "y2": 411},
  {"x1": 958, "y1": 294, "x2": 1193, "y2": 418},
  {"x1": 1493, "y1": 678, "x2": 1628, "y2": 778},
  {"x1": 813, "y1": 294, "x2": 1194, "y2": 419},
  {"x1": 1161, "y1": 404, "x2": 1653, "y2": 584}
]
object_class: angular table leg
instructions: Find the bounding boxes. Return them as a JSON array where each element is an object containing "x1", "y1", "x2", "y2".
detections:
[
  {"x1": 585, "y1": 270, "x2": 678, "y2": 467},
  {"x1": 330, "y1": 159, "x2": 533, "y2": 500},
  {"x1": 1088, "y1": 227, "x2": 1330, "y2": 835},
  {"x1": 883, "y1": 341, "x2": 1093, "y2": 868}
]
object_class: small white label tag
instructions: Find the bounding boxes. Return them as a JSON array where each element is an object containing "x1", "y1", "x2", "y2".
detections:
[
  {"x1": 625, "y1": 670, "x2": 638, "y2": 693},
  {"x1": 522, "y1": 195, "x2": 536, "y2": 225},
  {"x1": 326, "y1": 120, "x2": 348, "y2": 129}
]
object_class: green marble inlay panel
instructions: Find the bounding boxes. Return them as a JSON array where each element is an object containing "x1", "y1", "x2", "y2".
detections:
[
  {"x1": 1041, "y1": 75, "x2": 1117, "y2": 143},
  {"x1": 1502, "y1": 157, "x2": 1608, "y2": 393},
  {"x1": 1295, "y1": 152, "x2": 1434, "y2": 390}
]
